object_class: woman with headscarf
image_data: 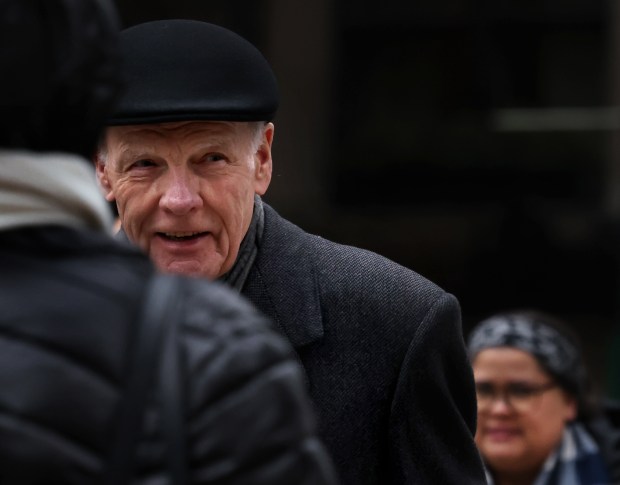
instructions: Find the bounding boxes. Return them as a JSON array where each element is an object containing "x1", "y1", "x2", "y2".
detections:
[{"x1": 467, "y1": 310, "x2": 620, "y2": 485}]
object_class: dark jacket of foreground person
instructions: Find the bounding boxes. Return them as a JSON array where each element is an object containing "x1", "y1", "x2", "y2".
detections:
[{"x1": 0, "y1": 223, "x2": 336, "y2": 484}]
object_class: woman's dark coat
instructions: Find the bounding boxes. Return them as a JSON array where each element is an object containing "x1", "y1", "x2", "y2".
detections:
[{"x1": 241, "y1": 204, "x2": 486, "y2": 485}]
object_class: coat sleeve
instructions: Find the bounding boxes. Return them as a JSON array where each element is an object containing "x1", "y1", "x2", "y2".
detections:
[
  {"x1": 389, "y1": 292, "x2": 486, "y2": 484},
  {"x1": 182, "y1": 281, "x2": 339, "y2": 485}
]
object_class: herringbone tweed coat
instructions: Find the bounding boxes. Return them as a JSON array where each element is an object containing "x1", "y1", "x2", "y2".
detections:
[{"x1": 241, "y1": 204, "x2": 486, "y2": 485}]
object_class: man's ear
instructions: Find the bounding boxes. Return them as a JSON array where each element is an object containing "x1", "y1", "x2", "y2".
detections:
[
  {"x1": 254, "y1": 122, "x2": 274, "y2": 195},
  {"x1": 93, "y1": 152, "x2": 115, "y2": 202}
]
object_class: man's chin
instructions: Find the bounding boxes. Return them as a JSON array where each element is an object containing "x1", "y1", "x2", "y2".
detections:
[{"x1": 157, "y1": 259, "x2": 218, "y2": 280}]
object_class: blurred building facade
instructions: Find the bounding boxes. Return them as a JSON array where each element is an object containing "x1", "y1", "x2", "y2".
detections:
[{"x1": 114, "y1": 0, "x2": 620, "y2": 398}]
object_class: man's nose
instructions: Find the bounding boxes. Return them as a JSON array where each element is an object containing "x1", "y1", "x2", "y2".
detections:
[{"x1": 159, "y1": 171, "x2": 203, "y2": 215}]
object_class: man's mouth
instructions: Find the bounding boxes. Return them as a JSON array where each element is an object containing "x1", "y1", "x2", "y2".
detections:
[{"x1": 157, "y1": 231, "x2": 206, "y2": 241}]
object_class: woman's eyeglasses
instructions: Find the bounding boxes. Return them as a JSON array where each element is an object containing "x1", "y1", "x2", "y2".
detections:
[{"x1": 475, "y1": 381, "x2": 557, "y2": 413}]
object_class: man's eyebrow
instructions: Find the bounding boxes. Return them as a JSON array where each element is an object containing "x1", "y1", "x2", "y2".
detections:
[
  {"x1": 115, "y1": 147, "x2": 141, "y2": 161},
  {"x1": 112, "y1": 146, "x2": 151, "y2": 170}
]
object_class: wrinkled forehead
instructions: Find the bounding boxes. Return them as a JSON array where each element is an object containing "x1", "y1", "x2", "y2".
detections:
[
  {"x1": 100, "y1": 120, "x2": 257, "y2": 162},
  {"x1": 106, "y1": 120, "x2": 251, "y2": 144}
]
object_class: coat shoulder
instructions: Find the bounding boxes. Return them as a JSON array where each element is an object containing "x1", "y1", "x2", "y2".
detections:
[
  {"x1": 262, "y1": 205, "x2": 452, "y2": 314},
  {"x1": 254, "y1": 205, "x2": 460, "y2": 351}
]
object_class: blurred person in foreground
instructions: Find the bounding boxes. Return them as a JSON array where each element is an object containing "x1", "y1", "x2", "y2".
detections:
[
  {"x1": 0, "y1": 1, "x2": 337, "y2": 483},
  {"x1": 468, "y1": 310, "x2": 620, "y2": 485},
  {"x1": 95, "y1": 18, "x2": 486, "y2": 485}
]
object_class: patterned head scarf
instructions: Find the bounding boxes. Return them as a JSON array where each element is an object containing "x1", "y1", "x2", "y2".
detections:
[{"x1": 468, "y1": 311, "x2": 586, "y2": 402}]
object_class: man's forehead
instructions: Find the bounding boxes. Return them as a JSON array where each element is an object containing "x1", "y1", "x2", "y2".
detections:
[
  {"x1": 109, "y1": 120, "x2": 245, "y2": 139},
  {"x1": 103, "y1": 121, "x2": 258, "y2": 162}
]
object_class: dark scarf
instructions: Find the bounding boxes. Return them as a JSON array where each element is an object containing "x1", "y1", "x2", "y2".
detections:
[{"x1": 219, "y1": 195, "x2": 264, "y2": 291}]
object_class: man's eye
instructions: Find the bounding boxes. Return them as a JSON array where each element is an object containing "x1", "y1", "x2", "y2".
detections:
[
  {"x1": 130, "y1": 159, "x2": 156, "y2": 169},
  {"x1": 205, "y1": 153, "x2": 226, "y2": 163}
]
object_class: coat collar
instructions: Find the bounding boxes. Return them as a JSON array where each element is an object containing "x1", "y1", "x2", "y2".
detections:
[{"x1": 244, "y1": 203, "x2": 324, "y2": 348}]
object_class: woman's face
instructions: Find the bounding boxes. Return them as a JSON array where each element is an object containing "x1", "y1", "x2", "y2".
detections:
[{"x1": 472, "y1": 347, "x2": 577, "y2": 480}]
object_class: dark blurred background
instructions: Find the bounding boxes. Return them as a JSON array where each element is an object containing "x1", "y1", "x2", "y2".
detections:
[{"x1": 113, "y1": 0, "x2": 620, "y2": 399}]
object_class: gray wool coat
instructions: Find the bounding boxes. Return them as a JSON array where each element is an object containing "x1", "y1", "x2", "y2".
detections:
[{"x1": 241, "y1": 204, "x2": 486, "y2": 485}]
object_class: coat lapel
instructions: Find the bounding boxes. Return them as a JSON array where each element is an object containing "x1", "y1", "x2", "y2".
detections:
[{"x1": 243, "y1": 204, "x2": 324, "y2": 348}]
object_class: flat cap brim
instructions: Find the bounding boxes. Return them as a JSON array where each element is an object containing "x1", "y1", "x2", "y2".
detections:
[{"x1": 109, "y1": 19, "x2": 279, "y2": 125}]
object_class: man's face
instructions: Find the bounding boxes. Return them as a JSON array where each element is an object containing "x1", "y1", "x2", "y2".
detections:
[{"x1": 97, "y1": 120, "x2": 273, "y2": 279}]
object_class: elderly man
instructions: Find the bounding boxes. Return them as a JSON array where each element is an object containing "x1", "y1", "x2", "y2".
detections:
[
  {"x1": 96, "y1": 19, "x2": 485, "y2": 484},
  {"x1": 0, "y1": 2, "x2": 335, "y2": 483}
]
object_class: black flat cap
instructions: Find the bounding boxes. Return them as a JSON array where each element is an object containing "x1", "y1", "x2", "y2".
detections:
[{"x1": 109, "y1": 19, "x2": 279, "y2": 125}]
